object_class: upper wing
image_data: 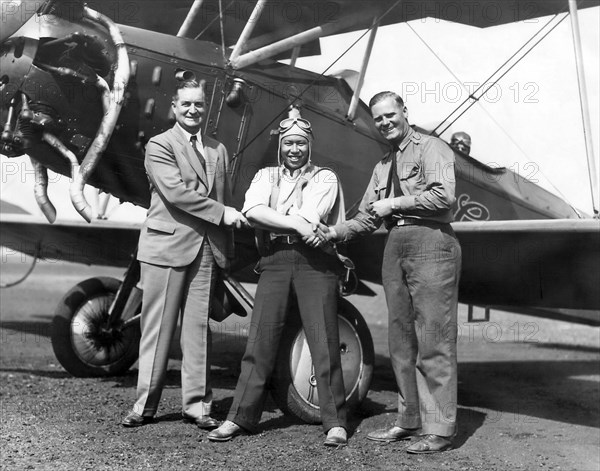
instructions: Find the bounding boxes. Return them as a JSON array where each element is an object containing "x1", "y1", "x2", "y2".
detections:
[
  {"x1": 98, "y1": 0, "x2": 600, "y2": 53},
  {"x1": 4, "y1": 1, "x2": 598, "y2": 67},
  {"x1": 0, "y1": 213, "x2": 140, "y2": 267}
]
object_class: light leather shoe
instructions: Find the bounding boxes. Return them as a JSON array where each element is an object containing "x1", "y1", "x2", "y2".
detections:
[
  {"x1": 406, "y1": 434, "x2": 453, "y2": 454},
  {"x1": 121, "y1": 410, "x2": 153, "y2": 427},
  {"x1": 324, "y1": 427, "x2": 347, "y2": 447},
  {"x1": 182, "y1": 413, "x2": 220, "y2": 430},
  {"x1": 367, "y1": 426, "x2": 416, "y2": 442},
  {"x1": 207, "y1": 420, "x2": 245, "y2": 442}
]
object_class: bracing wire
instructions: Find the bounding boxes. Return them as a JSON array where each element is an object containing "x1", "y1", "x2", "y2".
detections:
[
  {"x1": 234, "y1": 0, "x2": 403, "y2": 157},
  {"x1": 194, "y1": 1, "x2": 236, "y2": 40},
  {"x1": 406, "y1": 17, "x2": 577, "y2": 208},
  {"x1": 0, "y1": 242, "x2": 40, "y2": 289},
  {"x1": 432, "y1": 12, "x2": 569, "y2": 136}
]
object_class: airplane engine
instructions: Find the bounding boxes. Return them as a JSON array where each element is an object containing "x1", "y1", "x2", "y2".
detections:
[{"x1": 1, "y1": 0, "x2": 131, "y2": 222}]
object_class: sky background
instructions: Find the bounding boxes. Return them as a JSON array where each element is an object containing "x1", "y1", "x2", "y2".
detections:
[
  {"x1": 1, "y1": 5, "x2": 598, "y2": 219},
  {"x1": 295, "y1": 6, "x2": 600, "y2": 215}
]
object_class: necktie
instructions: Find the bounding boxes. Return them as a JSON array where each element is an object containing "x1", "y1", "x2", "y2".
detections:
[
  {"x1": 391, "y1": 151, "x2": 403, "y2": 198},
  {"x1": 383, "y1": 151, "x2": 403, "y2": 228},
  {"x1": 190, "y1": 135, "x2": 207, "y2": 174},
  {"x1": 385, "y1": 151, "x2": 403, "y2": 198}
]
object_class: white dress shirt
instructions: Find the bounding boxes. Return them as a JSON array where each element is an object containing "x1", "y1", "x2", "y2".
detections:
[{"x1": 242, "y1": 163, "x2": 338, "y2": 225}]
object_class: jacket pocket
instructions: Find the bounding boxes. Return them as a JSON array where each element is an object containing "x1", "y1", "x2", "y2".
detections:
[
  {"x1": 146, "y1": 218, "x2": 176, "y2": 234},
  {"x1": 398, "y1": 162, "x2": 419, "y2": 181},
  {"x1": 374, "y1": 183, "x2": 389, "y2": 200}
]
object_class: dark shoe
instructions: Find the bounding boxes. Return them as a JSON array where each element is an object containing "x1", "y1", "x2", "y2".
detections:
[
  {"x1": 324, "y1": 427, "x2": 347, "y2": 447},
  {"x1": 406, "y1": 434, "x2": 453, "y2": 454},
  {"x1": 122, "y1": 410, "x2": 153, "y2": 427},
  {"x1": 182, "y1": 413, "x2": 220, "y2": 430},
  {"x1": 207, "y1": 420, "x2": 245, "y2": 442},
  {"x1": 367, "y1": 426, "x2": 416, "y2": 442}
]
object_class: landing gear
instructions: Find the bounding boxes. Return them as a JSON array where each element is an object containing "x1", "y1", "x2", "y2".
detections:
[
  {"x1": 50, "y1": 269, "x2": 375, "y2": 423},
  {"x1": 271, "y1": 298, "x2": 375, "y2": 424},
  {"x1": 51, "y1": 276, "x2": 141, "y2": 377}
]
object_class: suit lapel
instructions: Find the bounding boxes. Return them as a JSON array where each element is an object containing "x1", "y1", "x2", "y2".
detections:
[
  {"x1": 204, "y1": 140, "x2": 218, "y2": 195},
  {"x1": 172, "y1": 125, "x2": 208, "y2": 190}
]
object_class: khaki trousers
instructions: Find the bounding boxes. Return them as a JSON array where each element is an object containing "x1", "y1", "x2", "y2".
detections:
[{"x1": 382, "y1": 224, "x2": 461, "y2": 437}]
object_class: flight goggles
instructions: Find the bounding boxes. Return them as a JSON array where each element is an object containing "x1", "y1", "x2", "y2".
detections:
[{"x1": 278, "y1": 117, "x2": 313, "y2": 134}]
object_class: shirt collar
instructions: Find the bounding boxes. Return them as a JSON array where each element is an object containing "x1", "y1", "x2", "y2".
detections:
[
  {"x1": 176, "y1": 123, "x2": 203, "y2": 146},
  {"x1": 280, "y1": 162, "x2": 312, "y2": 180},
  {"x1": 397, "y1": 127, "x2": 416, "y2": 152}
]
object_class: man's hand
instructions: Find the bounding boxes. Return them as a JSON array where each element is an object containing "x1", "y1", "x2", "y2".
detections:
[
  {"x1": 295, "y1": 220, "x2": 317, "y2": 239},
  {"x1": 222, "y1": 206, "x2": 248, "y2": 229},
  {"x1": 303, "y1": 223, "x2": 324, "y2": 248},
  {"x1": 303, "y1": 223, "x2": 338, "y2": 248},
  {"x1": 368, "y1": 199, "x2": 394, "y2": 218},
  {"x1": 316, "y1": 223, "x2": 339, "y2": 242}
]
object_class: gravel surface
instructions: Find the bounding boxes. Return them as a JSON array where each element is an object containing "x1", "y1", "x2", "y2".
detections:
[{"x1": 1, "y1": 259, "x2": 599, "y2": 470}]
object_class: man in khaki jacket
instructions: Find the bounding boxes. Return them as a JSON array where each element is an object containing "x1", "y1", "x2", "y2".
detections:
[
  {"x1": 122, "y1": 79, "x2": 246, "y2": 428},
  {"x1": 323, "y1": 92, "x2": 461, "y2": 453}
]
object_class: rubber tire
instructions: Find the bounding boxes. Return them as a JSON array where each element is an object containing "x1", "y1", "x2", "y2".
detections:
[
  {"x1": 271, "y1": 298, "x2": 374, "y2": 424},
  {"x1": 51, "y1": 277, "x2": 141, "y2": 377}
]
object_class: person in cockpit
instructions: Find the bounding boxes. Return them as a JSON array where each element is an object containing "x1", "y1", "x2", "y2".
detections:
[{"x1": 449, "y1": 131, "x2": 472, "y2": 155}]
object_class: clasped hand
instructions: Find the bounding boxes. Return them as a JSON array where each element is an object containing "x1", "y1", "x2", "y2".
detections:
[
  {"x1": 223, "y1": 206, "x2": 249, "y2": 229},
  {"x1": 301, "y1": 222, "x2": 335, "y2": 248},
  {"x1": 367, "y1": 198, "x2": 394, "y2": 218}
]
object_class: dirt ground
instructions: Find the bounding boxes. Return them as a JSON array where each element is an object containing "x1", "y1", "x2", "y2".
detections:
[{"x1": 1, "y1": 259, "x2": 599, "y2": 471}]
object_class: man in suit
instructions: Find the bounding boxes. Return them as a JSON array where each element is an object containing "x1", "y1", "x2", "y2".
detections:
[{"x1": 122, "y1": 79, "x2": 246, "y2": 428}]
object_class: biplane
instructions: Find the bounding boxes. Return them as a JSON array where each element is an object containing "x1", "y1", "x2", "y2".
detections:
[{"x1": 1, "y1": 0, "x2": 599, "y2": 424}]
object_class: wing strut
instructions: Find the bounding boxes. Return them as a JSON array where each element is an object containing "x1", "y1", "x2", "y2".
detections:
[
  {"x1": 229, "y1": 0, "x2": 268, "y2": 64},
  {"x1": 177, "y1": 0, "x2": 205, "y2": 38},
  {"x1": 289, "y1": 46, "x2": 301, "y2": 68},
  {"x1": 568, "y1": 0, "x2": 599, "y2": 217},
  {"x1": 347, "y1": 18, "x2": 379, "y2": 121},
  {"x1": 230, "y1": 12, "x2": 368, "y2": 70}
]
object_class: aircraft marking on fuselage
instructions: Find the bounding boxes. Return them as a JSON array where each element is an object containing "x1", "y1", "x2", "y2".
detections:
[{"x1": 454, "y1": 194, "x2": 491, "y2": 221}]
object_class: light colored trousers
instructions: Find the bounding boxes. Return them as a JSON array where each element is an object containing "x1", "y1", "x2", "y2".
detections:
[{"x1": 134, "y1": 241, "x2": 216, "y2": 419}]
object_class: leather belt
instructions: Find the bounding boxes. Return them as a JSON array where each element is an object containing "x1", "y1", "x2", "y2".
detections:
[
  {"x1": 395, "y1": 218, "x2": 445, "y2": 227},
  {"x1": 271, "y1": 234, "x2": 303, "y2": 244}
]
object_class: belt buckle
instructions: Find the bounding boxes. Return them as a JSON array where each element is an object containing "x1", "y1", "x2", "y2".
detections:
[
  {"x1": 396, "y1": 218, "x2": 406, "y2": 226},
  {"x1": 285, "y1": 235, "x2": 295, "y2": 244}
]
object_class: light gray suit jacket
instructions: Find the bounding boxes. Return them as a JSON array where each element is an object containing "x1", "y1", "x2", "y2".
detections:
[{"x1": 137, "y1": 125, "x2": 233, "y2": 268}]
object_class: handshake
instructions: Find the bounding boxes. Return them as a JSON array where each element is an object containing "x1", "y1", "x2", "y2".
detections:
[
  {"x1": 301, "y1": 222, "x2": 339, "y2": 249},
  {"x1": 222, "y1": 207, "x2": 250, "y2": 230}
]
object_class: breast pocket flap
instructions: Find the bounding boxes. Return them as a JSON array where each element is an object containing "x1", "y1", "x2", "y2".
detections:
[
  {"x1": 146, "y1": 219, "x2": 176, "y2": 234},
  {"x1": 399, "y1": 163, "x2": 419, "y2": 180},
  {"x1": 374, "y1": 184, "x2": 388, "y2": 196}
]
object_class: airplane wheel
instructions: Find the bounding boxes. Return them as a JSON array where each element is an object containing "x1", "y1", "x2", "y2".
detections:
[
  {"x1": 271, "y1": 298, "x2": 374, "y2": 424},
  {"x1": 51, "y1": 277, "x2": 141, "y2": 377}
]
